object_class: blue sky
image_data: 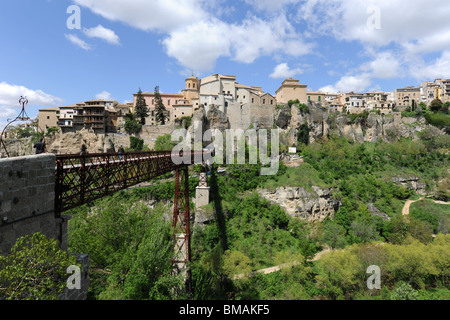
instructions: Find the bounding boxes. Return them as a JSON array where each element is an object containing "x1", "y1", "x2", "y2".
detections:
[{"x1": 2, "y1": 0, "x2": 450, "y2": 129}]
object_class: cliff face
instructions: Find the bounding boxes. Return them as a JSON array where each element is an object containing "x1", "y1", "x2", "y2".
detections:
[
  {"x1": 4, "y1": 102, "x2": 445, "y2": 158},
  {"x1": 257, "y1": 186, "x2": 340, "y2": 221},
  {"x1": 275, "y1": 102, "x2": 446, "y2": 146}
]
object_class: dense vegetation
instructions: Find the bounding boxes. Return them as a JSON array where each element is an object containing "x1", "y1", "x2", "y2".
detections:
[
  {"x1": 0, "y1": 233, "x2": 78, "y2": 300},
  {"x1": 62, "y1": 130, "x2": 448, "y2": 300},
  {"x1": 188, "y1": 135, "x2": 449, "y2": 300},
  {"x1": 68, "y1": 193, "x2": 187, "y2": 300}
]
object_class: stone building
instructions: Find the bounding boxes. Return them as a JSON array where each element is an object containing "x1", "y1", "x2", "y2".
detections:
[
  {"x1": 38, "y1": 107, "x2": 60, "y2": 131},
  {"x1": 394, "y1": 86, "x2": 421, "y2": 109},
  {"x1": 275, "y1": 78, "x2": 307, "y2": 104}
]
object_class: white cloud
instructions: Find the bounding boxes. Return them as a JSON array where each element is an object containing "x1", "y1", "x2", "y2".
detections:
[
  {"x1": 270, "y1": 63, "x2": 303, "y2": 79},
  {"x1": 297, "y1": 0, "x2": 450, "y2": 47},
  {"x1": 65, "y1": 34, "x2": 91, "y2": 50},
  {"x1": 163, "y1": 19, "x2": 232, "y2": 73},
  {"x1": 360, "y1": 52, "x2": 402, "y2": 79},
  {"x1": 74, "y1": 0, "x2": 313, "y2": 73},
  {"x1": 229, "y1": 15, "x2": 312, "y2": 64},
  {"x1": 163, "y1": 15, "x2": 312, "y2": 73},
  {"x1": 410, "y1": 51, "x2": 450, "y2": 80},
  {"x1": 84, "y1": 25, "x2": 120, "y2": 45},
  {"x1": 0, "y1": 82, "x2": 62, "y2": 108},
  {"x1": 319, "y1": 73, "x2": 372, "y2": 93},
  {"x1": 298, "y1": 0, "x2": 450, "y2": 87},
  {"x1": 244, "y1": 0, "x2": 301, "y2": 13},
  {"x1": 0, "y1": 82, "x2": 62, "y2": 129},
  {"x1": 74, "y1": 0, "x2": 207, "y2": 33},
  {"x1": 95, "y1": 91, "x2": 113, "y2": 100}
]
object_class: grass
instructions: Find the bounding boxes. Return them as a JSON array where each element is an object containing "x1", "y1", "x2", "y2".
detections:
[
  {"x1": 409, "y1": 199, "x2": 450, "y2": 234},
  {"x1": 261, "y1": 164, "x2": 330, "y2": 193}
]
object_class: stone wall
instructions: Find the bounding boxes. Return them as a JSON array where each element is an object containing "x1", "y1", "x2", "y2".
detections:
[
  {"x1": 0, "y1": 154, "x2": 90, "y2": 300},
  {"x1": 138, "y1": 124, "x2": 175, "y2": 149},
  {"x1": 226, "y1": 104, "x2": 275, "y2": 130},
  {"x1": 0, "y1": 154, "x2": 65, "y2": 255}
]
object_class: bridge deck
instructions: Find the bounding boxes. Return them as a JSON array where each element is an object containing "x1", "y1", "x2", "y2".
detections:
[{"x1": 55, "y1": 150, "x2": 207, "y2": 214}]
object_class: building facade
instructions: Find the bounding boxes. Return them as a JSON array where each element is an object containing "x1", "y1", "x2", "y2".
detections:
[
  {"x1": 394, "y1": 86, "x2": 421, "y2": 109},
  {"x1": 38, "y1": 108, "x2": 60, "y2": 131},
  {"x1": 275, "y1": 78, "x2": 308, "y2": 104}
]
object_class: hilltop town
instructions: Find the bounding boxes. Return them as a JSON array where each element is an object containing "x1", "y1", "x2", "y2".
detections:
[
  {"x1": 1, "y1": 74, "x2": 448, "y2": 157},
  {"x1": 36, "y1": 74, "x2": 450, "y2": 136}
]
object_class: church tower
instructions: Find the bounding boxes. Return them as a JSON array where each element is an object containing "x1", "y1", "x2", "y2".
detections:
[{"x1": 182, "y1": 75, "x2": 200, "y2": 106}]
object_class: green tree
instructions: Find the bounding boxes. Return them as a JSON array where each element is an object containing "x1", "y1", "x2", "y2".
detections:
[
  {"x1": 321, "y1": 219, "x2": 348, "y2": 249},
  {"x1": 222, "y1": 250, "x2": 252, "y2": 280},
  {"x1": 297, "y1": 123, "x2": 310, "y2": 146},
  {"x1": 124, "y1": 111, "x2": 142, "y2": 135},
  {"x1": 130, "y1": 136, "x2": 144, "y2": 151},
  {"x1": 349, "y1": 219, "x2": 381, "y2": 244},
  {"x1": 134, "y1": 88, "x2": 149, "y2": 125},
  {"x1": 154, "y1": 134, "x2": 175, "y2": 151},
  {"x1": 68, "y1": 194, "x2": 178, "y2": 300},
  {"x1": 429, "y1": 99, "x2": 443, "y2": 112},
  {"x1": 390, "y1": 282, "x2": 419, "y2": 300},
  {"x1": 0, "y1": 233, "x2": 78, "y2": 300},
  {"x1": 154, "y1": 86, "x2": 168, "y2": 125}
]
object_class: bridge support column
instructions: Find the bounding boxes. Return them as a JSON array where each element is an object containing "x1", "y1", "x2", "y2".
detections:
[
  {"x1": 171, "y1": 167, "x2": 191, "y2": 292},
  {"x1": 195, "y1": 172, "x2": 210, "y2": 209}
]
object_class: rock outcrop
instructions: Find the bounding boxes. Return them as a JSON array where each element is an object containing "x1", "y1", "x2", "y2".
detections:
[
  {"x1": 392, "y1": 176, "x2": 427, "y2": 195},
  {"x1": 368, "y1": 203, "x2": 391, "y2": 221},
  {"x1": 275, "y1": 102, "x2": 446, "y2": 146},
  {"x1": 257, "y1": 186, "x2": 340, "y2": 221}
]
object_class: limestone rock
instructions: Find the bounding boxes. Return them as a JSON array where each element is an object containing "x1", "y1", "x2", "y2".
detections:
[
  {"x1": 392, "y1": 176, "x2": 427, "y2": 195},
  {"x1": 206, "y1": 105, "x2": 229, "y2": 132},
  {"x1": 276, "y1": 106, "x2": 292, "y2": 129},
  {"x1": 257, "y1": 186, "x2": 340, "y2": 222},
  {"x1": 368, "y1": 203, "x2": 391, "y2": 221}
]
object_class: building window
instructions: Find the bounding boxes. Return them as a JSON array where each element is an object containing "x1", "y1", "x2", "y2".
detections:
[
  {"x1": 168, "y1": 100, "x2": 171, "y2": 105},
  {"x1": 47, "y1": 116, "x2": 50, "y2": 119},
  {"x1": 193, "y1": 83, "x2": 196, "y2": 88},
  {"x1": 251, "y1": 98, "x2": 254, "y2": 103},
  {"x1": 263, "y1": 99, "x2": 266, "y2": 104},
  {"x1": 318, "y1": 96, "x2": 321, "y2": 102}
]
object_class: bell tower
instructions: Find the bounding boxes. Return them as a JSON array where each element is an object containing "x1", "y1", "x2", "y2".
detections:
[{"x1": 183, "y1": 75, "x2": 200, "y2": 105}]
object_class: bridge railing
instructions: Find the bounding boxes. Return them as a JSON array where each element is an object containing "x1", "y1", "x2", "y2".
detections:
[{"x1": 55, "y1": 150, "x2": 208, "y2": 215}]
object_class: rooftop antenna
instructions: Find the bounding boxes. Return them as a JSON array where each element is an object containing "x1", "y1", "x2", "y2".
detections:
[{"x1": 0, "y1": 96, "x2": 31, "y2": 158}]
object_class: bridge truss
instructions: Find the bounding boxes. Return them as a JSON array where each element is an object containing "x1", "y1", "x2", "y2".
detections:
[{"x1": 55, "y1": 150, "x2": 209, "y2": 290}]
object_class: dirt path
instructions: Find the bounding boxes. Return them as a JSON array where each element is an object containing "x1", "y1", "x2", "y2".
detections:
[
  {"x1": 233, "y1": 247, "x2": 331, "y2": 280},
  {"x1": 402, "y1": 197, "x2": 426, "y2": 215},
  {"x1": 402, "y1": 196, "x2": 450, "y2": 216}
]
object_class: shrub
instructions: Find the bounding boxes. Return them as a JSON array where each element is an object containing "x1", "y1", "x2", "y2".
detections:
[
  {"x1": 130, "y1": 136, "x2": 144, "y2": 150},
  {"x1": 0, "y1": 233, "x2": 78, "y2": 300}
]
